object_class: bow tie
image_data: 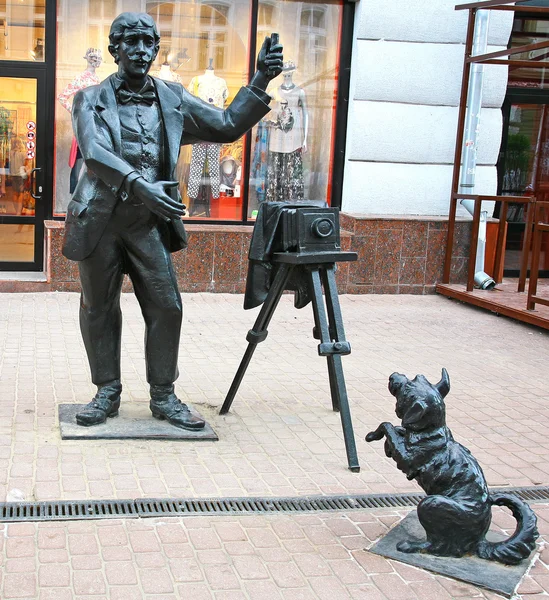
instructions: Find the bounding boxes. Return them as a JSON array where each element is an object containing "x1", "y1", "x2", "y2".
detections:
[{"x1": 117, "y1": 87, "x2": 156, "y2": 106}]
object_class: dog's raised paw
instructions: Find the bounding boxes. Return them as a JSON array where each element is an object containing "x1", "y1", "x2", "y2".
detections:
[{"x1": 365, "y1": 428, "x2": 384, "y2": 442}]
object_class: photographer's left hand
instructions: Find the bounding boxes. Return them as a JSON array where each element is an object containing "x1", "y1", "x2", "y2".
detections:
[{"x1": 250, "y1": 35, "x2": 283, "y2": 91}]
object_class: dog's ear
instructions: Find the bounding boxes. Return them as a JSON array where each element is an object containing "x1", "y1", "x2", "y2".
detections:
[
  {"x1": 402, "y1": 399, "x2": 429, "y2": 429},
  {"x1": 435, "y1": 368, "x2": 450, "y2": 398}
]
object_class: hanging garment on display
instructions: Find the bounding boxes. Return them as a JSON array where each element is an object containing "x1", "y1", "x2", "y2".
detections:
[
  {"x1": 57, "y1": 69, "x2": 101, "y2": 112},
  {"x1": 0, "y1": 106, "x2": 14, "y2": 199},
  {"x1": 188, "y1": 70, "x2": 229, "y2": 109},
  {"x1": 266, "y1": 148, "x2": 304, "y2": 203},
  {"x1": 251, "y1": 120, "x2": 270, "y2": 203},
  {"x1": 266, "y1": 62, "x2": 309, "y2": 203},
  {"x1": 268, "y1": 86, "x2": 307, "y2": 154},
  {"x1": 57, "y1": 49, "x2": 102, "y2": 193},
  {"x1": 187, "y1": 142, "x2": 221, "y2": 199},
  {"x1": 186, "y1": 70, "x2": 229, "y2": 200}
]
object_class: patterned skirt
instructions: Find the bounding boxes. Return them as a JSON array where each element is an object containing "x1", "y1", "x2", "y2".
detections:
[{"x1": 265, "y1": 148, "x2": 304, "y2": 203}]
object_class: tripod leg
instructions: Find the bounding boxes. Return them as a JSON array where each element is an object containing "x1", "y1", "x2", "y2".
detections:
[
  {"x1": 326, "y1": 354, "x2": 360, "y2": 472},
  {"x1": 220, "y1": 263, "x2": 293, "y2": 415},
  {"x1": 308, "y1": 267, "x2": 360, "y2": 472}
]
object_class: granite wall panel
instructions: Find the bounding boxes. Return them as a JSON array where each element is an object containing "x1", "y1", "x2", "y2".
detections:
[{"x1": 39, "y1": 216, "x2": 472, "y2": 296}]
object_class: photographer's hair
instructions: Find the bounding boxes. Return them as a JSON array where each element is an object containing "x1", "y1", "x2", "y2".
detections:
[{"x1": 108, "y1": 12, "x2": 160, "y2": 64}]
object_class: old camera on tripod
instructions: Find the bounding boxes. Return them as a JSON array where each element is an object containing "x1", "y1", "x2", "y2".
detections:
[{"x1": 277, "y1": 207, "x2": 342, "y2": 254}]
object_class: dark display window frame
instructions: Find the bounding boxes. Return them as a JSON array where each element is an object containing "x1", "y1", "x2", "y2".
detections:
[{"x1": 0, "y1": 1, "x2": 57, "y2": 271}]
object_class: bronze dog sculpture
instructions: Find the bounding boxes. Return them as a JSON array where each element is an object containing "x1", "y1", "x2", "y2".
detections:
[{"x1": 366, "y1": 369, "x2": 538, "y2": 565}]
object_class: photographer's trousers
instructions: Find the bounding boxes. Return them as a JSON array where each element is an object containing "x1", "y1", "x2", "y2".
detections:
[{"x1": 78, "y1": 198, "x2": 182, "y2": 387}]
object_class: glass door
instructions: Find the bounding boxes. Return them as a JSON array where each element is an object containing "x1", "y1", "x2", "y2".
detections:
[
  {"x1": 498, "y1": 97, "x2": 549, "y2": 276},
  {"x1": 0, "y1": 70, "x2": 47, "y2": 270}
]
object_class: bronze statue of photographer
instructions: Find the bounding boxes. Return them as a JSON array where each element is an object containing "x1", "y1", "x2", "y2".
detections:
[{"x1": 62, "y1": 12, "x2": 283, "y2": 429}]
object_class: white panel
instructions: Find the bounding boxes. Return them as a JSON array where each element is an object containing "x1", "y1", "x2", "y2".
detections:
[
  {"x1": 347, "y1": 101, "x2": 503, "y2": 166},
  {"x1": 341, "y1": 162, "x2": 498, "y2": 216},
  {"x1": 354, "y1": 40, "x2": 508, "y2": 109},
  {"x1": 356, "y1": 0, "x2": 514, "y2": 46}
]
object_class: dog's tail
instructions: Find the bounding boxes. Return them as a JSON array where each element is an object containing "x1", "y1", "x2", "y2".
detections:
[{"x1": 476, "y1": 494, "x2": 538, "y2": 565}]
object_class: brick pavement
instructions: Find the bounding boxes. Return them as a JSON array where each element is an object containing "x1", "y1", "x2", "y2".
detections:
[
  {"x1": 0, "y1": 293, "x2": 547, "y2": 502},
  {"x1": 0, "y1": 292, "x2": 548, "y2": 598},
  {"x1": 0, "y1": 504, "x2": 547, "y2": 599}
]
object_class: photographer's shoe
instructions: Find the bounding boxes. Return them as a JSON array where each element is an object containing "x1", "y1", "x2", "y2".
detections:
[
  {"x1": 75, "y1": 386, "x2": 121, "y2": 427},
  {"x1": 150, "y1": 394, "x2": 205, "y2": 430}
]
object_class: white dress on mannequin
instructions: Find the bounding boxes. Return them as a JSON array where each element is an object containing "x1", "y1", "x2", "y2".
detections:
[{"x1": 266, "y1": 66, "x2": 309, "y2": 203}]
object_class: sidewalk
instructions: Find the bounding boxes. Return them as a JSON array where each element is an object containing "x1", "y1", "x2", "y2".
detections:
[{"x1": 0, "y1": 292, "x2": 548, "y2": 599}]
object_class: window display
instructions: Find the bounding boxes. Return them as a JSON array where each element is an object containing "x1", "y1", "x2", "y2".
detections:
[
  {"x1": 55, "y1": 0, "x2": 251, "y2": 218},
  {"x1": 265, "y1": 60, "x2": 308, "y2": 203},
  {"x1": 186, "y1": 65, "x2": 229, "y2": 214},
  {"x1": 57, "y1": 48, "x2": 102, "y2": 195},
  {"x1": 248, "y1": 0, "x2": 343, "y2": 217},
  {"x1": 0, "y1": 77, "x2": 37, "y2": 217},
  {"x1": 54, "y1": 0, "x2": 343, "y2": 221}
]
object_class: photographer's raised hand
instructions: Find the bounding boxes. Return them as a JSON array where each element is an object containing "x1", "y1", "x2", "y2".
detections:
[{"x1": 250, "y1": 34, "x2": 283, "y2": 91}]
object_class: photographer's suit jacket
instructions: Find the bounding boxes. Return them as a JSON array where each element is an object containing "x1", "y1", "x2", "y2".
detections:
[{"x1": 62, "y1": 74, "x2": 271, "y2": 261}]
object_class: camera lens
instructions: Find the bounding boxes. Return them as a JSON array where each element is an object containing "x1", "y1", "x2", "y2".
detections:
[{"x1": 311, "y1": 217, "x2": 334, "y2": 238}]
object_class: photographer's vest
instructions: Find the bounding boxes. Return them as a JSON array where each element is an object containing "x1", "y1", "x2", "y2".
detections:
[{"x1": 116, "y1": 78, "x2": 165, "y2": 190}]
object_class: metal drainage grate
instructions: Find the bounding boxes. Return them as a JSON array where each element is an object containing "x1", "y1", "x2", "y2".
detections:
[{"x1": 0, "y1": 487, "x2": 547, "y2": 522}]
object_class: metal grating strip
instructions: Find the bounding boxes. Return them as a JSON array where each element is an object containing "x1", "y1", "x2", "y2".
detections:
[{"x1": 0, "y1": 486, "x2": 547, "y2": 522}]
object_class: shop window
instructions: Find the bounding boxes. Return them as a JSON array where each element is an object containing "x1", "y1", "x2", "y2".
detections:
[
  {"x1": 198, "y1": 3, "x2": 230, "y2": 71},
  {"x1": 55, "y1": 0, "x2": 250, "y2": 220},
  {"x1": 247, "y1": 0, "x2": 342, "y2": 217},
  {"x1": 508, "y1": 16, "x2": 549, "y2": 89},
  {"x1": 299, "y1": 7, "x2": 327, "y2": 78},
  {"x1": 0, "y1": 0, "x2": 46, "y2": 62},
  {"x1": 53, "y1": 0, "x2": 343, "y2": 222},
  {"x1": 257, "y1": 2, "x2": 276, "y2": 47}
]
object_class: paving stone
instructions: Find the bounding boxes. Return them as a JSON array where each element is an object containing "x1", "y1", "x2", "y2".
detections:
[
  {"x1": 105, "y1": 561, "x2": 138, "y2": 585},
  {"x1": 372, "y1": 573, "x2": 420, "y2": 600},
  {"x1": 68, "y1": 534, "x2": 99, "y2": 556},
  {"x1": 6, "y1": 537, "x2": 35, "y2": 558},
  {"x1": 73, "y1": 570, "x2": 107, "y2": 595},
  {"x1": 204, "y1": 564, "x2": 241, "y2": 590},
  {"x1": 232, "y1": 555, "x2": 270, "y2": 580},
  {"x1": 139, "y1": 568, "x2": 174, "y2": 594},
  {"x1": 169, "y1": 558, "x2": 204, "y2": 583},
  {"x1": 308, "y1": 575, "x2": 353, "y2": 599},
  {"x1": 109, "y1": 587, "x2": 144, "y2": 600},
  {"x1": 129, "y1": 531, "x2": 161, "y2": 553},
  {"x1": 267, "y1": 562, "x2": 307, "y2": 589},
  {"x1": 5, "y1": 557, "x2": 35, "y2": 573}
]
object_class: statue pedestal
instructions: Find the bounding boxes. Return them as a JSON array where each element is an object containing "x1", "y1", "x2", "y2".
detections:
[
  {"x1": 369, "y1": 512, "x2": 537, "y2": 598},
  {"x1": 58, "y1": 403, "x2": 218, "y2": 441}
]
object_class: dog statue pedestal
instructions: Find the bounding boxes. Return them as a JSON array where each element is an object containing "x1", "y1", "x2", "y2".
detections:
[
  {"x1": 366, "y1": 369, "x2": 539, "y2": 596},
  {"x1": 369, "y1": 511, "x2": 535, "y2": 598}
]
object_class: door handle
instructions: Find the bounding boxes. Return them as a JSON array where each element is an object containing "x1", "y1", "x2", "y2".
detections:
[{"x1": 29, "y1": 167, "x2": 42, "y2": 201}]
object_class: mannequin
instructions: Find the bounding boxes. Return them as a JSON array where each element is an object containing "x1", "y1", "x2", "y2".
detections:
[
  {"x1": 219, "y1": 155, "x2": 241, "y2": 194},
  {"x1": 186, "y1": 60, "x2": 229, "y2": 208},
  {"x1": 9, "y1": 137, "x2": 26, "y2": 215},
  {"x1": 266, "y1": 60, "x2": 309, "y2": 203},
  {"x1": 57, "y1": 48, "x2": 102, "y2": 193},
  {"x1": 150, "y1": 50, "x2": 182, "y2": 83},
  {"x1": 154, "y1": 62, "x2": 182, "y2": 83}
]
